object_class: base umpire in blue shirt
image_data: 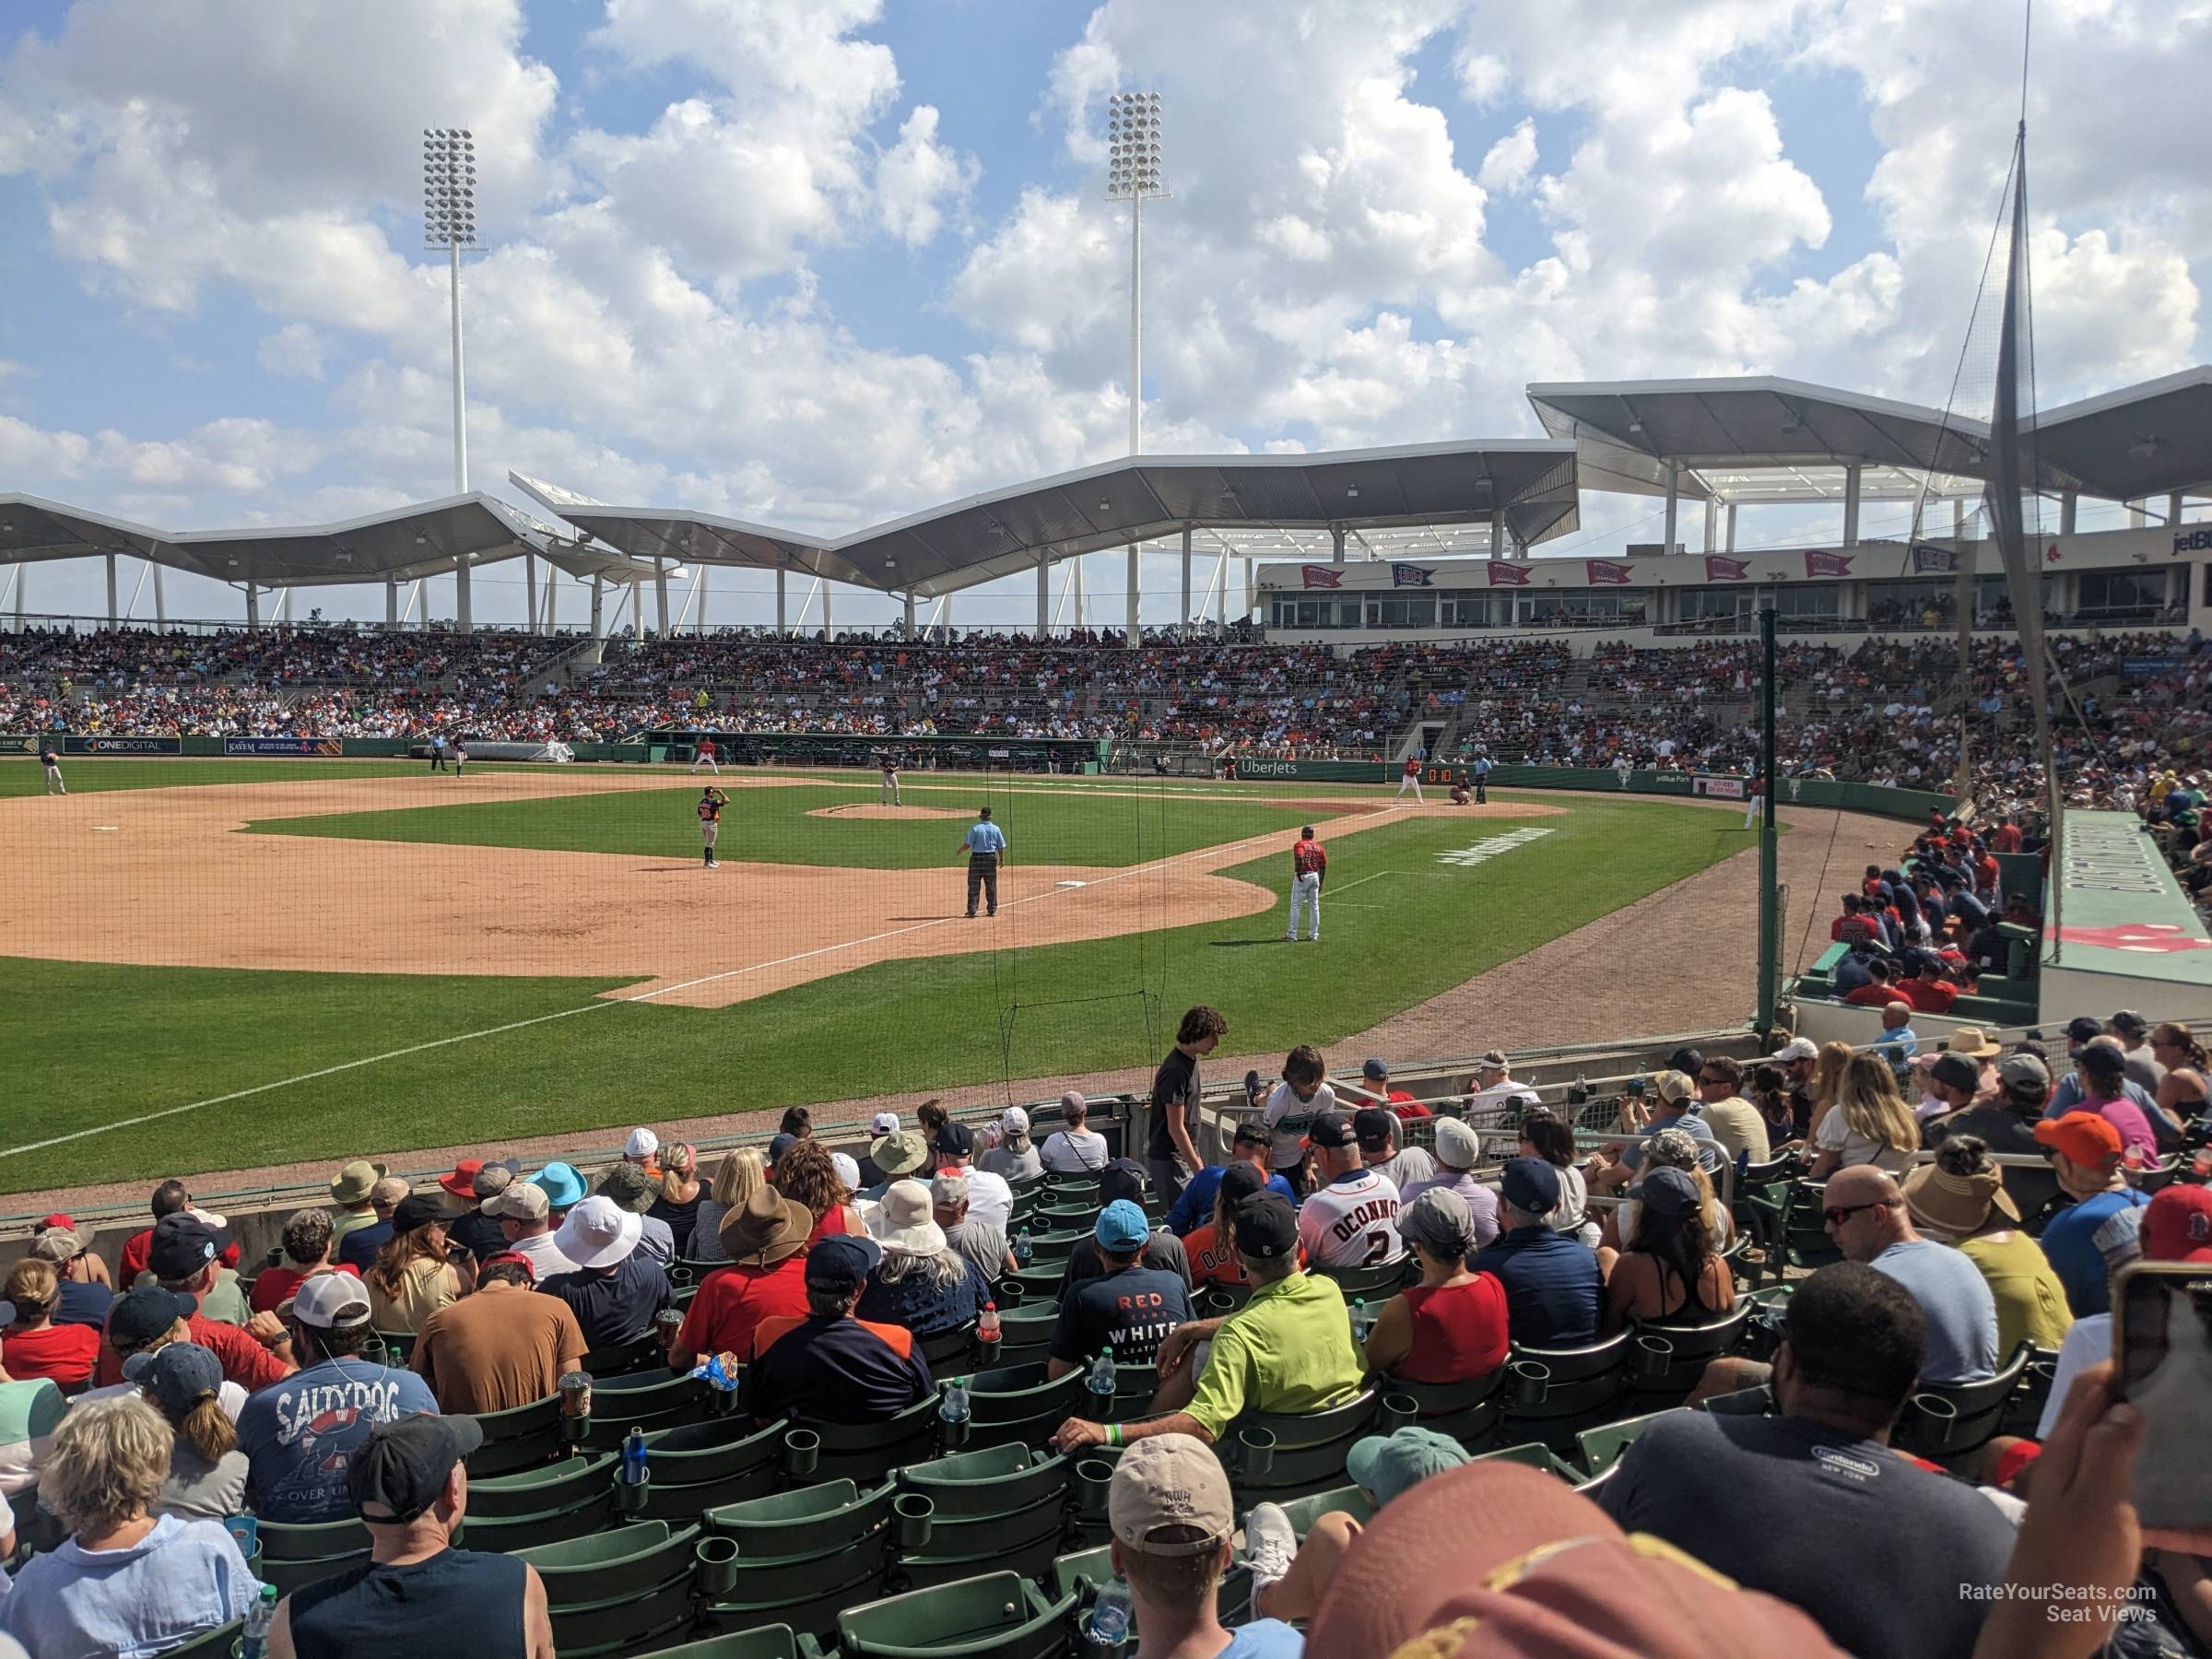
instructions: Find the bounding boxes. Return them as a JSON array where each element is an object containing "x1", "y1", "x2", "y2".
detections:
[{"x1": 960, "y1": 806, "x2": 1007, "y2": 917}]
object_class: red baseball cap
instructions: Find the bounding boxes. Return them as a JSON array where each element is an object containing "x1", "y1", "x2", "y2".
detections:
[
  {"x1": 2142, "y1": 1185, "x2": 2212, "y2": 1264},
  {"x1": 2032, "y1": 1111, "x2": 2124, "y2": 1167},
  {"x1": 1304, "y1": 1462, "x2": 1844, "y2": 1658}
]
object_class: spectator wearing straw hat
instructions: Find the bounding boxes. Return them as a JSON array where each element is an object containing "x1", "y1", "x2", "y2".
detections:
[
  {"x1": 1900, "y1": 1136, "x2": 2072, "y2": 1353},
  {"x1": 669, "y1": 1188, "x2": 813, "y2": 1371},
  {"x1": 857, "y1": 1181, "x2": 986, "y2": 1338},
  {"x1": 326, "y1": 1162, "x2": 388, "y2": 1249},
  {"x1": 336, "y1": 1178, "x2": 412, "y2": 1273}
]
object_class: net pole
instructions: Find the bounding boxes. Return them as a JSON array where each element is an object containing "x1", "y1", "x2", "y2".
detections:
[{"x1": 1757, "y1": 602, "x2": 1779, "y2": 1032}]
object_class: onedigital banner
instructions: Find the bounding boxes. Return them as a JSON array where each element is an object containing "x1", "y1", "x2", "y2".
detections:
[
  {"x1": 62, "y1": 735, "x2": 182, "y2": 756},
  {"x1": 224, "y1": 736, "x2": 344, "y2": 757}
]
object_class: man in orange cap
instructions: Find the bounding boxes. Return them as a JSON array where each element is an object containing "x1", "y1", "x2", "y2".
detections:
[{"x1": 2033, "y1": 1111, "x2": 2150, "y2": 1317}]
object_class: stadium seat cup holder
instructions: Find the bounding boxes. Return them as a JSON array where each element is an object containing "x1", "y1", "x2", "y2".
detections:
[
  {"x1": 892, "y1": 1492, "x2": 935, "y2": 1551},
  {"x1": 1511, "y1": 1360, "x2": 1552, "y2": 1406},
  {"x1": 1235, "y1": 1427, "x2": 1276, "y2": 1477},
  {"x1": 1074, "y1": 1458, "x2": 1117, "y2": 1512},
  {"x1": 782, "y1": 1429, "x2": 821, "y2": 1477},
  {"x1": 1633, "y1": 1335, "x2": 1675, "y2": 1382},
  {"x1": 617, "y1": 1468, "x2": 652, "y2": 1514},
  {"x1": 997, "y1": 1281, "x2": 1026, "y2": 1306},
  {"x1": 1910, "y1": 1392, "x2": 1959, "y2": 1450},
  {"x1": 1380, "y1": 1393, "x2": 1420, "y2": 1435},
  {"x1": 941, "y1": 1414, "x2": 971, "y2": 1452},
  {"x1": 695, "y1": 1535, "x2": 738, "y2": 1597}
]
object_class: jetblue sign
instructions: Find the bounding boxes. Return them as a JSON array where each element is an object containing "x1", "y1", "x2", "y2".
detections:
[{"x1": 2175, "y1": 528, "x2": 2212, "y2": 554}]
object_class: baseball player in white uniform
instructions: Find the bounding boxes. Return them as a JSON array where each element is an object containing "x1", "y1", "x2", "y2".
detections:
[
  {"x1": 1744, "y1": 773, "x2": 1765, "y2": 830},
  {"x1": 40, "y1": 743, "x2": 66, "y2": 795},
  {"x1": 690, "y1": 735, "x2": 720, "y2": 775},
  {"x1": 1285, "y1": 827, "x2": 1325, "y2": 943},
  {"x1": 879, "y1": 753, "x2": 900, "y2": 805},
  {"x1": 1394, "y1": 754, "x2": 1424, "y2": 803}
]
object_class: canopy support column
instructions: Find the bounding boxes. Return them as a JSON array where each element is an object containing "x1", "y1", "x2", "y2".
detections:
[
  {"x1": 152, "y1": 562, "x2": 165, "y2": 626},
  {"x1": 905, "y1": 591, "x2": 917, "y2": 639},
  {"x1": 1725, "y1": 501, "x2": 1738, "y2": 553},
  {"x1": 820, "y1": 581, "x2": 832, "y2": 636},
  {"x1": 105, "y1": 554, "x2": 117, "y2": 623},
  {"x1": 1036, "y1": 556, "x2": 1050, "y2": 637},
  {"x1": 2060, "y1": 491, "x2": 2077, "y2": 535},
  {"x1": 1842, "y1": 463, "x2": 1862, "y2": 547},
  {"x1": 1180, "y1": 524, "x2": 1194, "y2": 641},
  {"x1": 653, "y1": 558, "x2": 669, "y2": 637},
  {"x1": 455, "y1": 561, "x2": 473, "y2": 633},
  {"x1": 775, "y1": 568, "x2": 787, "y2": 633},
  {"x1": 1332, "y1": 524, "x2": 1346, "y2": 565},
  {"x1": 524, "y1": 555, "x2": 538, "y2": 635},
  {"x1": 245, "y1": 582, "x2": 261, "y2": 631},
  {"x1": 1125, "y1": 544, "x2": 1139, "y2": 648},
  {"x1": 590, "y1": 576, "x2": 604, "y2": 641},
  {"x1": 2168, "y1": 491, "x2": 2184, "y2": 525},
  {"x1": 1703, "y1": 496, "x2": 1718, "y2": 555},
  {"x1": 1663, "y1": 466, "x2": 1679, "y2": 553}
]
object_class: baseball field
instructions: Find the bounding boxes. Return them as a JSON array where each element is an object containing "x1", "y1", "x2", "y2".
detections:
[{"x1": 0, "y1": 756, "x2": 1762, "y2": 1198}]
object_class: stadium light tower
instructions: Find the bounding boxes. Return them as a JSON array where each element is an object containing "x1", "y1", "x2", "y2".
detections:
[
  {"x1": 1106, "y1": 92, "x2": 1166, "y2": 455},
  {"x1": 423, "y1": 129, "x2": 478, "y2": 493}
]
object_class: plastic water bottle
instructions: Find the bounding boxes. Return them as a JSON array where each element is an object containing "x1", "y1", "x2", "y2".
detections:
[
  {"x1": 619, "y1": 1426, "x2": 649, "y2": 1487},
  {"x1": 978, "y1": 1300, "x2": 1002, "y2": 1347},
  {"x1": 940, "y1": 1380, "x2": 971, "y2": 1427},
  {"x1": 240, "y1": 1584, "x2": 278, "y2": 1659},
  {"x1": 1014, "y1": 1227, "x2": 1034, "y2": 1266},
  {"x1": 1349, "y1": 1299, "x2": 1371, "y2": 1346},
  {"x1": 1088, "y1": 1351, "x2": 1117, "y2": 1418},
  {"x1": 1084, "y1": 1583, "x2": 1133, "y2": 1647}
]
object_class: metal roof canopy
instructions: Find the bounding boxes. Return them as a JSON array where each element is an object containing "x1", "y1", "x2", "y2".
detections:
[
  {"x1": 1526, "y1": 376, "x2": 1993, "y2": 508},
  {"x1": 0, "y1": 491, "x2": 660, "y2": 587},
  {"x1": 2027, "y1": 366, "x2": 2212, "y2": 501},
  {"x1": 518, "y1": 441, "x2": 1583, "y2": 600}
]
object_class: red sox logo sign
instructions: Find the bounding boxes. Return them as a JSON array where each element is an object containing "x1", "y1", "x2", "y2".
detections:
[{"x1": 2048, "y1": 922, "x2": 2212, "y2": 954}]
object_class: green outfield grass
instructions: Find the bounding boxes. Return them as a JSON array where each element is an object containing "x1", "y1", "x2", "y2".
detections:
[
  {"x1": 2, "y1": 757, "x2": 508, "y2": 795},
  {"x1": 247, "y1": 777, "x2": 1332, "y2": 869},
  {"x1": 0, "y1": 786, "x2": 1755, "y2": 1197}
]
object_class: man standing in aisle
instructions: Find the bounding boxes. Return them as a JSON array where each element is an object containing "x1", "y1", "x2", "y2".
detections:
[
  {"x1": 959, "y1": 805, "x2": 1006, "y2": 917},
  {"x1": 1285, "y1": 827, "x2": 1325, "y2": 943},
  {"x1": 1148, "y1": 1006, "x2": 1226, "y2": 1207}
]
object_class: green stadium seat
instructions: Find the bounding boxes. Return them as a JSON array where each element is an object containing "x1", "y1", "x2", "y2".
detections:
[
  {"x1": 698, "y1": 1481, "x2": 900, "y2": 1639},
  {"x1": 369, "y1": 1329, "x2": 416, "y2": 1366},
  {"x1": 631, "y1": 1416, "x2": 790, "y2": 1519},
  {"x1": 1574, "y1": 1406, "x2": 1688, "y2": 1479},
  {"x1": 897, "y1": 1444, "x2": 1074, "y2": 1588},
  {"x1": 1893, "y1": 1342, "x2": 2033, "y2": 1465},
  {"x1": 512, "y1": 1519, "x2": 703, "y2": 1657},
  {"x1": 1041, "y1": 1178, "x2": 1101, "y2": 1205},
  {"x1": 1028, "y1": 1214, "x2": 1096, "y2": 1242},
  {"x1": 1228, "y1": 1390, "x2": 1378, "y2": 1503},
  {"x1": 1379, "y1": 1366, "x2": 1506, "y2": 1450},
  {"x1": 796, "y1": 1394, "x2": 945, "y2": 1487},
  {"x1": 1472, "y1": 1441, "x2": 1581, "y2": 1481},
  {"x1": 985, "y1": 1302, "x2": 1060, "y2": 1371},
  {"x1": 1270, "y1": 1483, "x2": 1376, "y2": 1535},
  {"x1": 920, "y1": 1322, "x2": 980, "y2": 1375},
  {"x1": 836, "y1": 1571, "x2": 1078, "y2": 1659},
  {"x1": 1498, "y1": 1335, "x2": 1632, "y2": 1455},
  {"x1": 1313, "y1": 1256, "x2": 1416, "y2": 1300},
  {"x1": 2003, "y1": 1346, "x2": 2063, "y2": 1437},
  {"x1": 460, "y1": 1488, "x2": 618, "y2": 1554},
  {"x1": 582, "y1": 1369, "x2": 716, "y2": 1447},
  {"x1": 253, "y1": 1513, "x2": 371, "y2": 1588},
  {"x1": 1745, "y1": 1180, "x2": 1839, "y2": 1288},
  {"x1": 168, "y1": 1619, "x2": 245, "y2": 1659},
  {"x1": 465, "y1": 1452, "x2": 614, "y2": 1516},
  {"x1": 1626, "y1": 1302, "x2": 1755, "y2": 1403},
  {"x1": 1005, "y1": 1264, "x2": 1071, "y2": 1302},
  {"x1": 962, "y1": 1365, "x2": 1086, "y2": 1450},
  {"x1": 1051, "y1": 1544, "x2": 1248, "y2": 1639},
  {"x1": 652, "y1": 1630, "x2": 809, "y2": 1659},
  {"x1": 582, "y1": 1331, "x2": 668, "y2": 1378},
  {"x1": 465, "y1": 1393, "x2": 565, "y2": 1477}
]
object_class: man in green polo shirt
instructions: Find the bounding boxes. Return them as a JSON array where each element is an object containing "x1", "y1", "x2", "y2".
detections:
[{"x1": 1051, "y1": 1193, "x2": 1362, "y2": 1453}]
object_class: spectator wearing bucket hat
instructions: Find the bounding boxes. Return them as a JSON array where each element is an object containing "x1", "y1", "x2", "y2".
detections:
[
  {"x1": 440, "y1": 1159, "x2": 521, "y2": 1263},
  {"x1": 1060, "y1": 1159, "x2": 1194, "y2": 1290},
  {"x1": 326, "y1": 1161, "x2": 387, "y2": 1247},
  {"x1": 526, "y1": 1160, "x2": 588, "y2": 1218},
  {"x1": 539, "y1": 1195, "x2": 675, "y2": 1351},
  {"x1": 862, "y1": 1128, "x2": 931, "y2": 1202},
  {"x1": 593, "y1": 1162, "x2": 677, "y2": 1266},
  {"x1": 1901, "y1": 1136, "x2": 2072, "y2": 1353},
  {"x1": 236, "y1": 1273, "x2": 437, "y2": 1524},
  {"x1": 748, "y1": 1235, "x2": 934, "y2": 1425},
  {"x1": 669, "y1": 1189, "x2": 813, "y2": 1371},
  {"x1": 2034, "y1": 1112, "x2": 2150, "y2": 1316},
  {"x1": 336, "y1": 1178, "x2": 412, "y2": 1273},
  {"x1": 1102, "y1": 1435, "x2": 1303, "y2": 1659},
  {"x1": 271, "y1": 1412, "x2": 557, "y2": 1659},
  {"x1": 1470, "y1": 1158, "x2": 1601, "y2": 1347},
  {"x1": 856, "y1": 1180, "x2": 985, "y2": 1338},
  {"x1": 1045, "y1": 1201, "x2": 1193, "y2": 1380},
  {"x1": 412, "y1": 1250, "x2": 588, "y2": 1418},
  {"x1": 1243, "y1": 1424, "x2": 1472, "y2": 1626},
  {"x1": 1396, "y1": 1117, "x2": 1500, "y2": 1248}
]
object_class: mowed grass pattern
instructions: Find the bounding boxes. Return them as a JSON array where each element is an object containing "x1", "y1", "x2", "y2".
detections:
[{"x1": 0, "y1": 787, "x2": 1750, "y2": 1195}]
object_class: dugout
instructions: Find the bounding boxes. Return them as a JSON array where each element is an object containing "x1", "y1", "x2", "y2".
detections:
[{"x1": 656, "y1": 729, "x2": 1104, "y2": 773}]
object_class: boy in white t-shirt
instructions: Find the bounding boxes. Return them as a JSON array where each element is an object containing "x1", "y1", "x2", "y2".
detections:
[{"x1": 1262, "y1": 1045, "x2": 1337, "y2": 1197}]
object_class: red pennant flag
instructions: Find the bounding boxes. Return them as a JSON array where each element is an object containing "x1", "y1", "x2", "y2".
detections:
[
  {"x1": 1704, "y1": 555, "x2": 1750, "y2": 582},
  {"x1": 1300, "y1": 565, "x2": 1345, "y2": 589},
  {"x1": 1585, "y1": 559, "x2": 1634, "y2": 585},
  {"x1": 1804, "y1": 550, "x2": 1853, "y2": 578},
  {"x1": 1487, "y1": 561, "x2": 1532, "y2": 586}
]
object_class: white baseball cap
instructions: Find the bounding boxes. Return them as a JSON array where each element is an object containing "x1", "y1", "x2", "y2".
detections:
[
  {"x1": 1000, "y1": 1107, "x2": 1030, "y2": 1135},
  {"x1": 554, "y1": 1195, "x2": 644, "y2": 1270},
  {"x1": 831, "y1": 1151, "x2": 862, "y2": 1189},
  {"x1": 870, "y1": 1111, "x2": 900, "y2": 1135},
  {"x1": 1767, "y1": 1037, "x2": 1818, "y2": 1064},
  {"x1": 282, "y1": 1270, "x2": 373, "y2": 1330},
  {"x1": 623, "y1": 1127, "x2": 660, "y2": 1160}
]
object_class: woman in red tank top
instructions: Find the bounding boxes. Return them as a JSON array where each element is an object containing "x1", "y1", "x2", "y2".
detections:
[
  {"x1": 777, "y1": 1141, "x2": 866, "y2": 1241},
  {"x1": 1361, "y1": 1188, "x2": 1508, "y2": 1384}
]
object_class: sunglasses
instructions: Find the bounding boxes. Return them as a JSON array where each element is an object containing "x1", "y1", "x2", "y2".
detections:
[{"x1": 1823, "y1": 1200, "x2": 1892, "y2": 1228}]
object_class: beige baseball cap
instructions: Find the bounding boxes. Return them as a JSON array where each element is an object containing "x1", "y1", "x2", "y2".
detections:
[
  {"x1": 1109, "y1": 1433, "x2": 1234, "y2": 1556},
  {"x1": 484, "y1": 1182, "x2": 549, "y2": 1222}
]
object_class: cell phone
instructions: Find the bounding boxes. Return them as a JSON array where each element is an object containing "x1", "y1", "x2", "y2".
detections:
[
  {"x1": 1624, "y1": 1077, "x2": 1647, "y2": 1099},
  {"x1": 2112, "y1": 1260, "x2": 2212, "y2": 1552}
]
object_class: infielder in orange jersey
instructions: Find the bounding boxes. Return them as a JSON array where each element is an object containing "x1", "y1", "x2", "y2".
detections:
[
  {"x1": 1394, "y1": 753, "x2": 1424, "y2": 803},
  {"x1": 1285, "y1": 825, "x2": 1326, "y2": 942}
]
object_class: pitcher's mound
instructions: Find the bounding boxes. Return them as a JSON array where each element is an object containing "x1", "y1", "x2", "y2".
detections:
[{"x1": 806, "y1": 804, "x2": 977, "y2": 821}]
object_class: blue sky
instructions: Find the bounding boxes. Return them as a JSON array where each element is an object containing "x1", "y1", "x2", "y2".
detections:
[{"x1": 0, "y1": 0, "x2": 2203, "y2": 628}]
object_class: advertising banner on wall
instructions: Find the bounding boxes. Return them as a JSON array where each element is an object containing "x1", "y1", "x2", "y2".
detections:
[
  {"x1": 61, "y1": 735, "x2": 182, "y2": 756},
  {"x1": 1695, "y1": 774, "x2": 1747, "y2": 798},
  {"x1": 224, "y1": 736, "x2": 344, "y2": 757}
]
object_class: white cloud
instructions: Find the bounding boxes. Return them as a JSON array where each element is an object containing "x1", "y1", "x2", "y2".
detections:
[
  {"x1": 257, "y1": 323, "x2": 327, "y2": 382},
  {"x1": 1477, "y1": 118, "x2": 1536, "y2": 194},
  {"x1": 875, "y1": 105, "x2": 979, "y2": 248}
]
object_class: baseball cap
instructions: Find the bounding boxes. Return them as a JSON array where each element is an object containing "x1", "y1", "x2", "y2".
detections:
[
  {"x1": 1767, "y1": 1037, "x2": 1818, "y2": 1064},
  {"x1": 2111, "y1": 1009, "x2": 2149, "y2": 1039},
  {"x1": 1094, "y1": 1199, "x2": 1150, "y2": 1253},
  {"x1": 1100, "y1": 1158, "x2": 1149, "y2": 1209},
  {"x1": 2142, "y1": 1185, "x2": 2212, "y2": 1264},
  {"x1": 1362, "y1": 1057, "x2": 1391, "y2": 1080},
  {"x1": 29, "y1": 1227, "x2": 87, "y2": 1264},
  {"x1": 1230, "y1": 1193, "x2": 1299, "y2": 1260},
  {"x1": 284, "y1": 1270, "x2": 374, "y2": 1330},
  {"x1": 1651, "y1": 1069, "x2": 1694, "y2": 1106},
  {"x1": 370, "y1": 1176, "x2": 412, "y2": 1208},
  {"x1": 1433, "y1": 1117, "x2": 1480, "y2": 1171},
  {"x1": 1300, "y1": 825, "x2": 1314, "y2": 838},
  {"x1": 2065, "y1": 1016, "x2": 2104, "y2": 1047},
  {"x1": 870, "y1": 1111, "x2": 901, "y2": 1136},
  {"x1": 1109, "y1": 1433, "x2": 1233, "y2": 1555},
  {"x1": 624, "y1": 1127, "x2": 660, "y2": 1160},
  {"x1": 349, "y1": 1414, "x2": 485, "y2": 1524},
  {"x1": 478, "y1": 1251, "x2": 536, "y2": 1284},
  {"x1": 1216, "y1": 1163, "x2": 1268, "y2": 1209},
  {"x1": 1998, "y1": 1053, "x2": 2051, "y2": 1093},
  {"x1": 106, "y1": 1286, "x2": 197, "y2": 1350},
  {"x1": 1500, "y1": 1157, "x2": 1561, "y2": 1214},
  {"x1": 1351, "y1": 1107, "x2": 1397, "y2": 1154},
  {"x1": 1400, "y1": 1188, "x2": 1477, "y2": 1257},
  {"x1": 391, "y1": 1194, "x2": 447, "y2": 1236},
  {"x1": 1309, "y1": 1112, "x2": 1358, "y2": 1149},
  {"x1": 870, "y1": 1130, "x2": 931, "y2": 1178},
  {"x1": 767, "y1": 1133, "x2": 799, "y2": 1166},
  {"x1": 1000, "y1": 1107, "x2": 1029, "y2": 1135},
  {"x1": 831, "y1": 1151, "x2": 861, "y2": 1190},
  {"x1": 806, "y1": 1233, "x2": 882, "y2": 1297},
  {"x1": 2033, "y1": 1111, "x2": 2124, "y2": 1166},
  {"x1": 146, "y1": 1215, "x2": 223, "y2": 1283},
  {"x1": 1304, "y1": 1461, "x2": 1846, "y2": 1659},
  {"x1": 2076, "y1": 1042, "x2": 2128, "y2": 1080},
  {"x1": 1638, "y1": 1167, "x2": 1701, "y2": 1218},
  {"x1": 474, "y1": 1161, "x2": 518, "y2": 1199},
  {"x1": 123, "y1": 1341, "x2": 224, "y2": 1413},
  {"x1": 1927, "y1": 1053, "x2": 1982, "y2": 1096},
  {"x1": 1230, "y1": 1120, "x2": 1271, "y2": 1150},
  {"x1": 933, "y1": 1123, "x2": 975, "y2": 1159},
  {"x1": 485, "y1": 1182, "x2": 550, "y2": 1222},
  {"x1": 1346, "y1": 1426, "x2": 1468, "y2": 1507}
]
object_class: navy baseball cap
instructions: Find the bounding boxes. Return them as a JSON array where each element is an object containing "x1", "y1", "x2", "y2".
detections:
[
  {"x1": 145, "y1": 1215, "x2": 223, "y2": 1283},
  {"x1": 1352, "y1": 1108, "x2": 1396, "y2": 1153},
  {"x1": 1216, "y1": 1163, "x2": 1269, "y2": 1209},
  {"x1": 1500, "y1": 1157, "x2": 1562, "y2": 1214},
  {"x1": 933, "y1": 1123, "x2": 975, "y2": 1159},
  {"x1": 1230, "y1": 1193, "x2": 1299, "y2": 1260},
  {"x1": 1100, "y1": 1158, "x2": 1149, "y2": 1208},
  {"x1": 108, "y1": 1285, "x2": 197, "y2": 1349},
  {"x1": 806, "y1": 1234, "x2": 882, "y2": 1297},
  {"x1": 1309, "y1": 1112, "x2": 1358, "y2": 1149},
  {"x1": 768, "y1": 1133, "x2": 800, "y2": 1164}
]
